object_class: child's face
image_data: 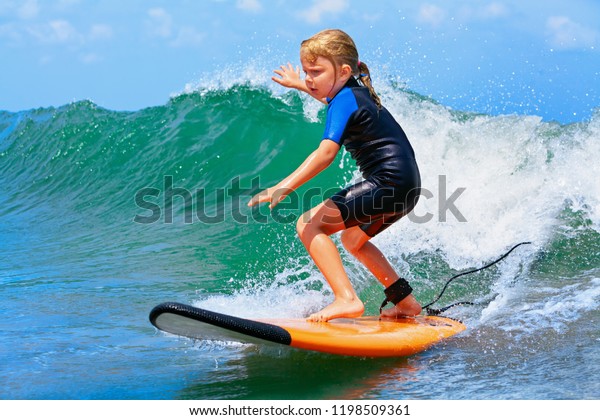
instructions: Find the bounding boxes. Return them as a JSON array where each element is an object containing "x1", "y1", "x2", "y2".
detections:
[{"x1": 300, "y1": 55, "x2": 351, "y2": 102}]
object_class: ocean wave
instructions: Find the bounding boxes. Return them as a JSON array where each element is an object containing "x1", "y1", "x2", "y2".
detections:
[{"x1": 1, "y1": 81, "x2": 598, "y2": 325}]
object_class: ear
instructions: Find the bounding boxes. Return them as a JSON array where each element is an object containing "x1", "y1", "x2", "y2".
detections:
[{"x1": 339, "y1": 63, "x2": 353, "y2": 80}]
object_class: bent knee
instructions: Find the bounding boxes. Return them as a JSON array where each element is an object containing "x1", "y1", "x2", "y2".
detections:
[{"x1": 296, "y1": 211, "x2": 315, "y2": 239}]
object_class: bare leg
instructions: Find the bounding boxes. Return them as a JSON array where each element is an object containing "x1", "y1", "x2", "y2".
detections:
[
  {"x1": 340, "y1": 227, "x2": 421, "y2": 317},
  {"x1": 296, "y1": 200, "x2": 364, "y2": 322}
]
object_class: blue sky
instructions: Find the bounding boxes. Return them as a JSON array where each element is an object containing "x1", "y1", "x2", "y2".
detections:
[{"x1": 1, "y1": 0, "x2": 599, "y2": 123}]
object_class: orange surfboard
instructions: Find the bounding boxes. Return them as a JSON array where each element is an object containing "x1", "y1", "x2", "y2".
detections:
[{"x1": 149, "y1": 302, "x2": 466, "y2": 358}]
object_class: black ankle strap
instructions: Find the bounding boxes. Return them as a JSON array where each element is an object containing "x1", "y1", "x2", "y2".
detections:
[{"x1": 379, "y1": 278, "x2": 413, "y2": 314}]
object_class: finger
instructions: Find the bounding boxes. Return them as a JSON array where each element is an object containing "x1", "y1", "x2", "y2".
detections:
[
  {"x1": 269, "y1": 199, "x2": 281, "y2": 210},
  {"x1": 247, "y1": 194, "x2": 261, "y2": 207},
  {"x1": 248, "y1": 190, "x2": 273, "y2": 207},
  {"x1": 268, "y1": 190, "x2": 288, "y2": 209},
  {"x1": 268, "y1": 195, "x2": 281, "y2": 209},
  {"x1": 271, "y1": 76, "x2": 285, "y2": 86}
]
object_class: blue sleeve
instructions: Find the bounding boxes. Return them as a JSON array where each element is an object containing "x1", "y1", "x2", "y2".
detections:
[{"x1": 322, "y1": 88, "x2": 358, "y2": 144}]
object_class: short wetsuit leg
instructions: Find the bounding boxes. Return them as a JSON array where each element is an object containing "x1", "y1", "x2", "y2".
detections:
[
  {"x1": 330, "y1": 176, "x2": 420, "y2": 238},
  {"x1": 331, "y1": 160, "x2": 421, "y2": 237}
]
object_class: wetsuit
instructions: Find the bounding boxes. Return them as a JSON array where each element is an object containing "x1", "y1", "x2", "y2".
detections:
[{"x1": 325, "y1": 77, "x2": 421, "y2": 237}]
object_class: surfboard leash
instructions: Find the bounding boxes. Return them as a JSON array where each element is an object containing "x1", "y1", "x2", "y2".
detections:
[{"x1": 422, "y1": 241, "x2": 532, "y2": 316}]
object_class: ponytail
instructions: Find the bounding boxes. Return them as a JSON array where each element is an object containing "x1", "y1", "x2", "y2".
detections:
[{"x1": 357, "y1": 61, "x2": 382, "y2": 109}]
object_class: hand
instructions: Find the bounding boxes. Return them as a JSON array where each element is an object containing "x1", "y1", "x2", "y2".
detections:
[
  {"x1": 272, "y1": 63, "x2": 303, "y2": 90},
  {"x1": 247, "y1": 186, "x2": 292, "y2": 210}
]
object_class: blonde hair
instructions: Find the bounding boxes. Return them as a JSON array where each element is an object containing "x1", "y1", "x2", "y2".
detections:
[{"x1": 300, "y1": 29, "x2": 381, "y2": 108}]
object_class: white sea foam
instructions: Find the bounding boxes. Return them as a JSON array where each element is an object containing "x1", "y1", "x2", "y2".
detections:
[
  {"x1": 480, "y1": 275, "x2": 600, "y2": 334},
  {"x1": 194, "y1": 264, "x2": 330, "y2": 319},
  {"x1": 378, "y1": 93, "x2": 600, "y2": 260},
  {"x1": 187, "y1": 69, "x2": 600, "y2": 326}
]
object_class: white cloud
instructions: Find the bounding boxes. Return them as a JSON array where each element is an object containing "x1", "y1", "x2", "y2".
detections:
[
  {"x1": 546, "y1": 16, "x2": 598, "y2": 50},
  {"x1": 57, "y1": 0, "x2": 81, "y2": 8},
  {"x1": 80, "y1": 52, "x2": 102, "y2": 64},
  {"x1": 146, "y1": 8, "x2": 172, "y2": 38},
  {"x1": 1, "y1": 17, "x2": 112, "y2": 48},
  {"x1": 89, "y1": 24, "x2": 113, "y2": 41},
  {"x1": 0, "y1": 22, "x2": 23, "y2": 44},
  {"x1": 417, "y1": 4, "x2": 446, "y2": 28},
  {"x1": 481, "y1": 2, "x2": 509, "y2": 19},
  {"x1": 47, "y1": 19, "x2": 79, "y2": 43},
  {"x1": 297, "y1": 0, "x2": 349, "y2": 24},
  {"x1": 0, "y1": 0, "x2": 39, "y2": 19},
  {"x1": 27, "y1": 19, "x2": 82, "y2": 44},
  {"x1": 38, "y1": 53, "x2": 53, "y2": 65},
  {"x1": 170, "y1": 26, "x2": 205, "y2": 48},
  {"x1": 452, "y1": 2, "x2": 511, "y2": 25},
  {"x1": 236, "y1": 0, "x2": 262, "y2": 13},
  {"x1": 145, "y1": 8, "x2": 204, "y2": 48},
  {"x1": 360, "y1": 13, "x2": 382, "y2": 24},
  {"x1": 17, "y1": 0, "x2": 39, "y2": 20}
]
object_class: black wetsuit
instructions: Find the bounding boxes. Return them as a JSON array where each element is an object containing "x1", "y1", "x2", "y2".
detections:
[{"x1": 324, "y1": 77, "x2": 421, "y2": 237}]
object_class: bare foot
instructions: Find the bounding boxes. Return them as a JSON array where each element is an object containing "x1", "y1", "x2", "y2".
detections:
[
  {"x1": 380, "y1": 294, "x2": 422, "y2": 319},
  {"x1": 307, "y1": 297, "x2": 364, "y2": 322}
]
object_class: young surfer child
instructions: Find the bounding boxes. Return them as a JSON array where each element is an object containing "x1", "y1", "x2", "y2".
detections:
[{"x1": 248, "y1": 29, "x2": 422, "y2": 322}]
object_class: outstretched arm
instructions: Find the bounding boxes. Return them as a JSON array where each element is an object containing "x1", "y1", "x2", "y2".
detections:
[{"x1": 248, "y1": 140, "x2": 340, "y2": 209}]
